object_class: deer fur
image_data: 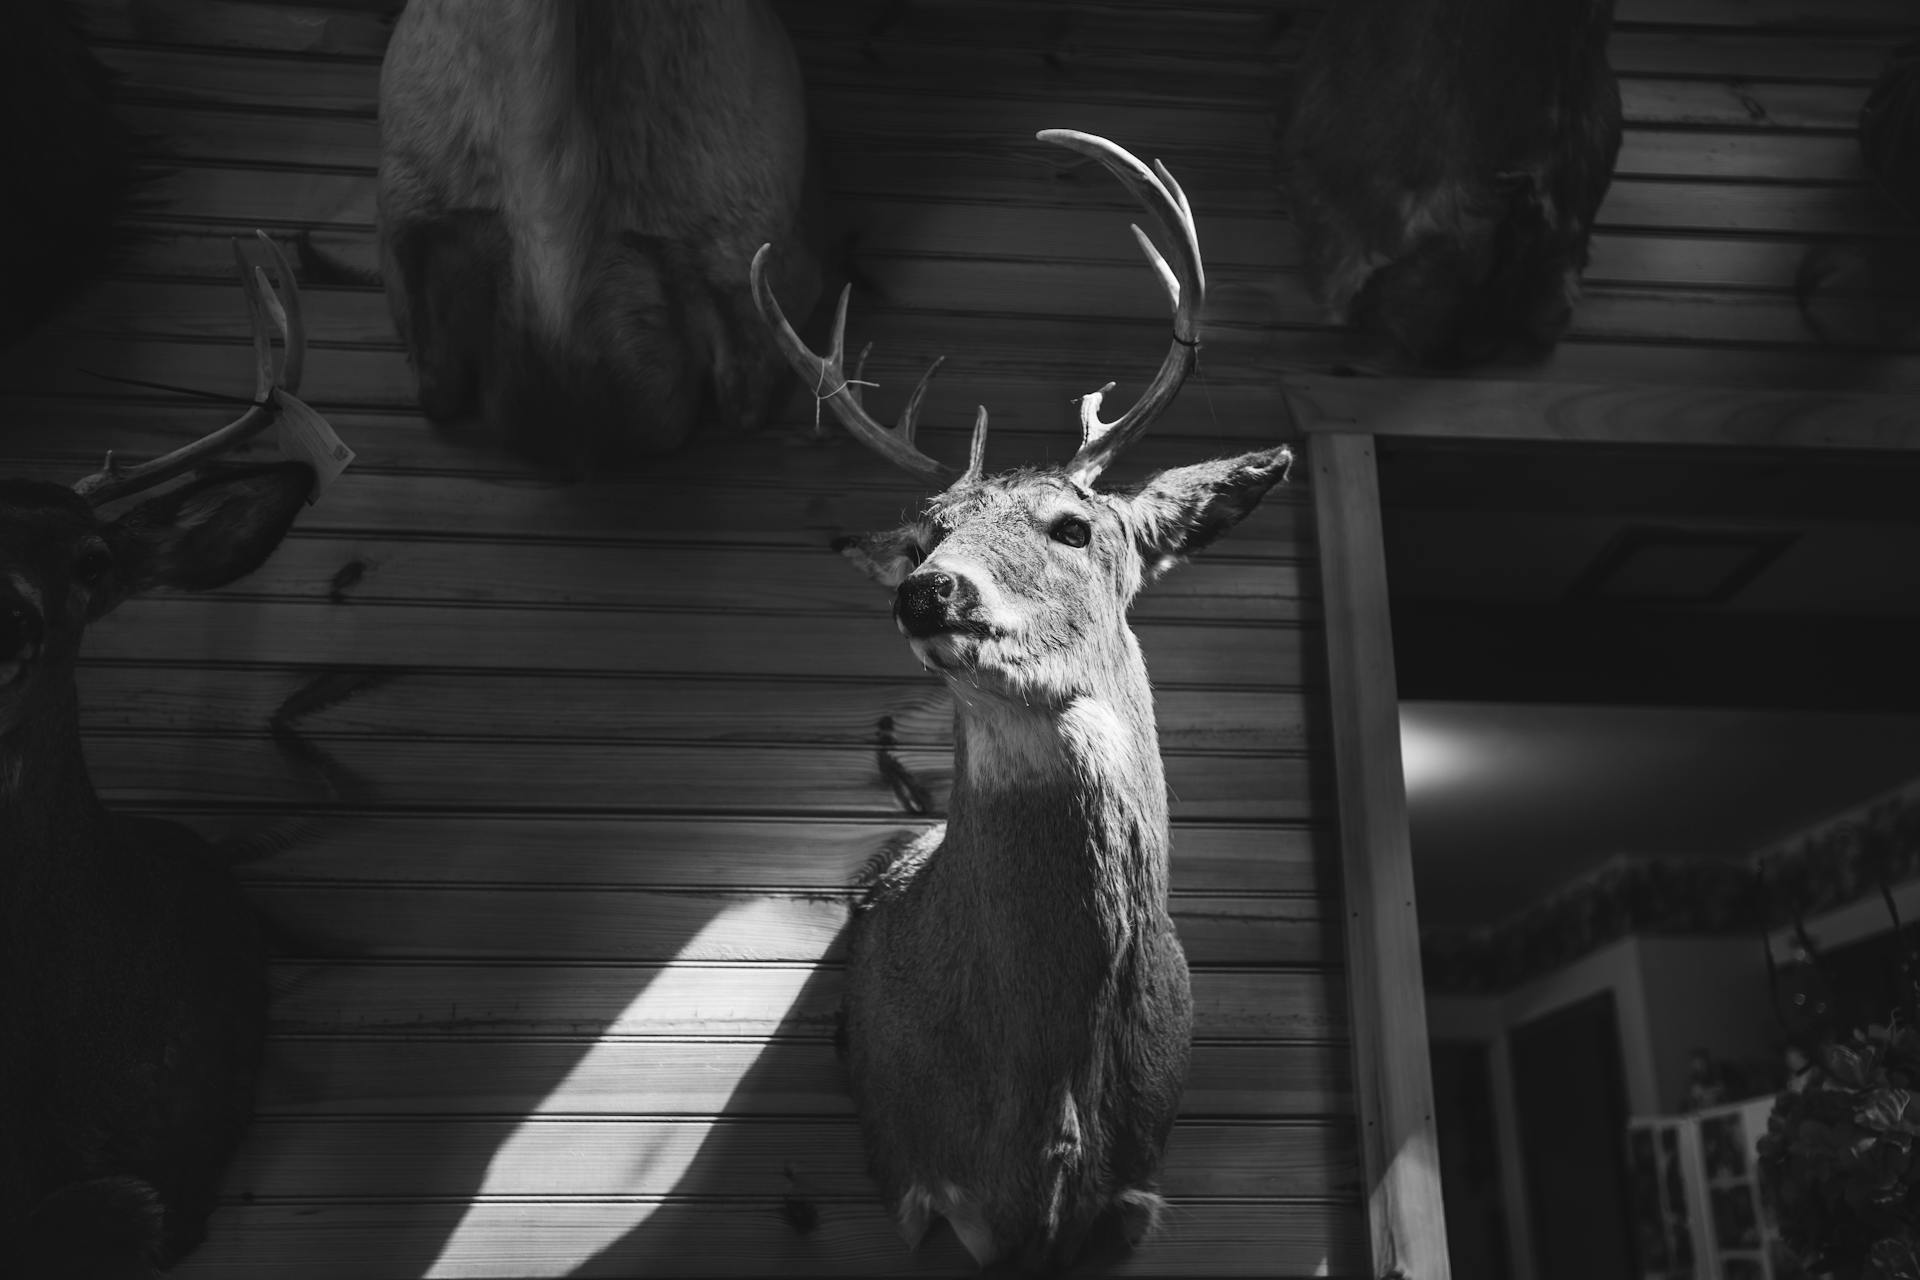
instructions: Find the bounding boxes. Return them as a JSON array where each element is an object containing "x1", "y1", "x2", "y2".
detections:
[
  {"x1": 1285, "y1": 0, "x2": 1623, "y2": 367},
  {"x1": 1, "y1": 463, "x2": 312, "y2": 1279},
  {"x1": 836, "y1": 448, "x2": 1293, "y2": 1272},
  {"x1": 376, "y1": 0, "x2": 827, "y2": 469}
]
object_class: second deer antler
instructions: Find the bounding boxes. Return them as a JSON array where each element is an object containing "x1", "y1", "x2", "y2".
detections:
[
  {"x1": 750, "y1": 130, "x2": 1204, "y2": 491},
  {"x1": 73, "y1": 230, "x2": 309, "y2": 506}
]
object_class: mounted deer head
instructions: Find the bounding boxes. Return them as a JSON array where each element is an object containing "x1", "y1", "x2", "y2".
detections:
[
  {"x1": 754, "y1": 130, "x2": 1291, "y2": 1271},
  {"x1": 1284, "y1": 0, "x2": 1623, "y2": 367},
  {"x1": 376, "y1": 0, "x2": 829, "y2": 471},
  {"x1": 4, "y1": 232, "x2": 313, "y2": 1278}
]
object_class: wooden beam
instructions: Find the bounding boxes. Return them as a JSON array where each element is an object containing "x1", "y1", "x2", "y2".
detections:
[
  {"x1": 1290, "y1": 374, "x2": 1920, "y2": 452},
  {"x1": 1311, "y1": 432, "x2": 1452, "y2": 1280}
]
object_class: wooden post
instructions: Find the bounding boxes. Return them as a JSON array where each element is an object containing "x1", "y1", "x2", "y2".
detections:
[{"x1": 1310, "y1": 430, "x2": 1452, "y2": 1280}]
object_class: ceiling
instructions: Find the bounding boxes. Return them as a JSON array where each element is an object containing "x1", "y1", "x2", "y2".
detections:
[
  {"x1": 1403, "y1": 701, "x2": 1920, "y2": 929},
  {"x1": 1382, "y1": 439, "x2": 1920, "y2": 930}
]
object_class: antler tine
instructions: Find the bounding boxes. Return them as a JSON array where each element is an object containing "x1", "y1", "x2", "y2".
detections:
[
  {"x1": 750, "y1": 243, "x2": 974, "y2": 487},
  {"x1": 1037, "y1": 129, "x2": 1206, "y2": 486},
  {"x1": 958, "y1": 406, "x2": 990, "y2": 485},
  {"x1": 899, "y1": 355, "x2": 946, "y2": 447},
  {"x1": 74, "y1": 230, "x2": 307, "y2": 506}
]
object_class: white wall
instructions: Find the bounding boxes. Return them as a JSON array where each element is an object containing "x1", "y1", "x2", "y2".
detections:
[
  {"x1": 1765, "y1": 874, "x2": 1920, "y2": 962},
  {"x1": 1637, "y1": 936, "x2": 1778, "y2": 1112},
  {"x1": 1428, "y1": 935, "x2": 1777, "y2": 1280}
]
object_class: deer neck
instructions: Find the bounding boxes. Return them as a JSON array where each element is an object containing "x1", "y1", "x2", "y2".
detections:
[
  {"x1": 941, "y1": 644, "x2": 1171, "y2": 936},
  {"x1": 0, "y1": 677, "x2": 110, "y2": 869}
]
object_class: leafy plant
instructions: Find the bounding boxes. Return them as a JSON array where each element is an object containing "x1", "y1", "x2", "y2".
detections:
[{"x1": 1759, "y1": 1021, "x2": 1920, "y2": 1280}]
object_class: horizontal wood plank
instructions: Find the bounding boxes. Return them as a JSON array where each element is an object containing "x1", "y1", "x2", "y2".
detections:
[
  {"x1": 14, "y1": 300, "x2": 1920, "y2": 421},
  {"x1": 246, "y1": 883, "x2": 1330, "y2": 967},
  {"x1": 265, "y1": 963, "x2": 1344, "y2": 1041},
  {"x1": 106, "y1": 97, "x2": 1876, "y2": 205},
  {"x1": 254, "y1": 1036, "x2": 1352, "y2": 1118},
  {"x1": 47, "y1": 266, "x2": 1920, "y2": 365},
  {"x1": 88, "y1": 735, "x2": 1326, "y2": 821},
  {"x1": 1287, "y1": 374, "x2": 1920, "y2": 451},
  {"x1": 90, "y1": 38, "x2": 1887, "y2": 135},
  {"x1": 88, "y1": 531, "x2": 1312, "y2": 624},
  {"x1": 177, "y1": 1197, "x2": 1366, "y2": 1278},
  {"x1": 82, "y1": 601, "x2": 1317, "y2": 686},
  {"x1": 224, "y1": 1115, "x2": 1358, "y2": 1201},
  {"x1": 183, "y1": 814, "x2": 1331, "y2": 896},
  {"x1": 93, "y1": 212, "x2": 1872, "y2": 301},
  {"x1": 72, "y1": 0, "x2": 1913, "y2": 76},
  {"x1": 0, "y1": 399, "x2": 1321, "y2": 536},
  {"x1": 78, "y1": 669, "x2": 1321, "y2": 756}
]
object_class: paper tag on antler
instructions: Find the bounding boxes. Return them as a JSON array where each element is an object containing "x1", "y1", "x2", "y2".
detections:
[{"x1": 273, "y1": 387, "x2": 355, "y2": 503}]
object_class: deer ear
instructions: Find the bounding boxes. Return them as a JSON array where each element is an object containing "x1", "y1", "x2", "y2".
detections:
[
  {"x1": 832, "y1": 527, "x2": 925, "y2": 590},
  {"x1": 1123, "y1": 445, "x2": 1293, "y2": 579},
  {"x1": 109, "y1": 462, "x2": 315, "y2": 599}
]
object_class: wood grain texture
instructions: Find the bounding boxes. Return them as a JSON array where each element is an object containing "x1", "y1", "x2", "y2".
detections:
[
  {"x1": 69, "y1": 0, "x2": 1917, "y2": 68},
  {"x1": 85, "y1": 532, "x2": 1314, "y2": 622},
  {"x1": 17, "y1": 305, "x2": 1920, "y2": 425},
  {"x1": 96, "y1": 95, "x2": 1879, "y2": 192},
  {"x1": 263, "y1": 964, "x2": 1344, "y2": 1041},
  {"x1": 174, "y1": 1199, "x2": 1368, "y2": 1279},
  {"x1": 77, "y1": 600, "x2": 1317, "y2": 685},
  {"x1": 44, "y1": 264, "x2": 1920, "y2": 359},
  {"x1": 76, "y1": 669, "x2": 1321, "y2": 754},
  {"x1": 243, "y1": 884, "x2": 1332, "y2": 967},
  {"x1": 45, "y1": 212, "x2": 1875, "y2": 301},
  {"x1": 222, "y1": 1116, "x2": 1359, "y2": 1201},
  {"x1": 1289, "y1": 374, "x2": 1920, "y2": 451},
  {"x1": 251, "y1": 1036, "x2": 1353, "y2": 1117},
  {"x1": 84, "y1": 38, "x2": 1893, "y2": 138},
  {"x1": 188, "y1": 813, "x2": 1333, "y2": 896},
  {"x1": 1310, "y1": 435, "x2": 1449, "y2": 1280},
  {"x1": 84, "y1": 734, "x2": 1325, "y2": 822}
]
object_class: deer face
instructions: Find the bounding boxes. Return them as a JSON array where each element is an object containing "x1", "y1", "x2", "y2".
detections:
[
  {"x1": 837, "y1": 449, "x2": 1292, "y2": 704},
  {"x1": 0, "y1": 466, "x2": 312, "y2": 738}
]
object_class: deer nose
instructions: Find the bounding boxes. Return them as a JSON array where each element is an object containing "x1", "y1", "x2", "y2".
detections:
[{"x1": 896, "y1": 570, "x2": 959, "y2": 639}]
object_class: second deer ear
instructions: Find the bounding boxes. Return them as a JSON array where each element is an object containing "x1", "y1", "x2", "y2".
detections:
[
  {"x1": 832, "y1": 526, "x2": 926, "y2": 590},
  {"x1": 1123, "y1": 445, "x2": 1294, "y2": 580},
  {"x1": 103, "y1": 462, "x2": 315, "y2": 612}
]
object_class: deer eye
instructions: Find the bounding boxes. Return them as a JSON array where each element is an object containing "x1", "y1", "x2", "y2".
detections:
[
  {"x1": 1050, "y1": 516, "x2": 1092, "y2": 548},
  {"x1": 72, "y1": 545, "x2": 114, "y2": 585}
]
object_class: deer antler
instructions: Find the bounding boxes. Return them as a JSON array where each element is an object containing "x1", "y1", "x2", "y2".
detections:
[
  {"x1": 749, "y1": 243, "x2": 989, "y2": 488},
  {"x1": 1038, "y1": 129, "x2": 1206, "y2": 486},
  {"x1": 73, "y1": 230, "x2": 308, "y2": 506}
]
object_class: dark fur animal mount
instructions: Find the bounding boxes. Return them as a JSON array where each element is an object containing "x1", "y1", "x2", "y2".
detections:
[
  {"x1": 2, "y1": 238, "x2": 316, "y2": 1279},
  {"x1": 1285, "y1": 0, "x2": 1623, "y2": 367},
  {"x1": 756, "y1": 131, "x2": 1293, "y2": 1273},
  {"x1": 376, "y1": 0, "x2": 828, "y2": 470},
  {"x1": 0, "y1": 0, "x2": 137, "y2": 351}
]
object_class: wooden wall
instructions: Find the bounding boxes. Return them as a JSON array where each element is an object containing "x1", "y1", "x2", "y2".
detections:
[
  {"x1": 3, "y1": 0, "x2": 1910, "y2": 1275},
  {"x1": 1, "y1": 0, "x2": 1354, "y2": 1275}
]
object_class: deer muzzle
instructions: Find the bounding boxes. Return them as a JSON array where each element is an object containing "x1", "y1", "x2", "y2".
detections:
[{"x1": 895, "y1": 569, "x2": 975, "y2": 640}]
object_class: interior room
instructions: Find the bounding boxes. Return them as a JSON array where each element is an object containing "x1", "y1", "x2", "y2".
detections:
[{"x1": 1392, "y1": 441, "x2": 1920, "y2": 1280}]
